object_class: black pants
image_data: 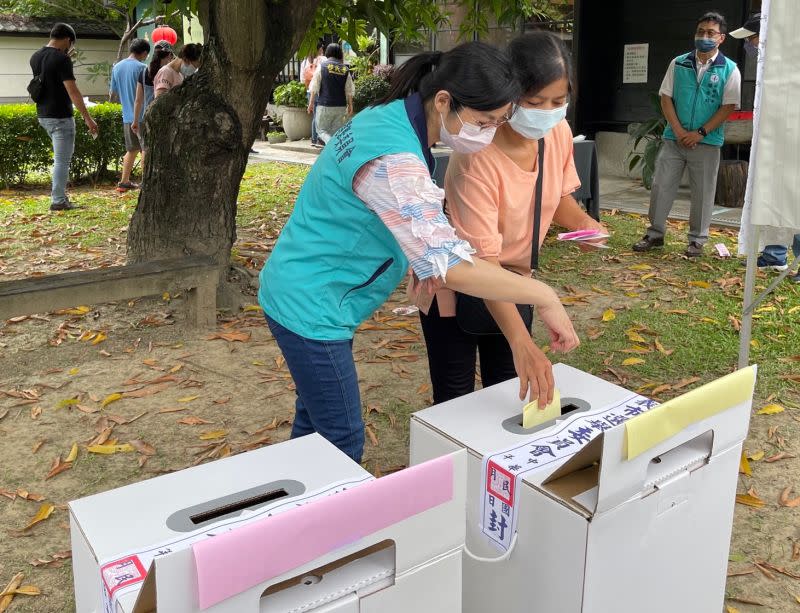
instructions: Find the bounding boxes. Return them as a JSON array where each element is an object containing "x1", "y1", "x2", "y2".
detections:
[{"x1": 419, "y1": 296, "x2": 528, "y2": 405}]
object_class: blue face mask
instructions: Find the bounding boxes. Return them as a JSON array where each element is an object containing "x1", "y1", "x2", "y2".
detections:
[
  {"x1": 744, "y1": 40, "x2": 758, "y2": 55},
  {"x1": 694, "y1": 37, "x2": 718, "y2": 53},
  {"x1": 507, "y1": 103, "x2": 568, "y2": 140}
]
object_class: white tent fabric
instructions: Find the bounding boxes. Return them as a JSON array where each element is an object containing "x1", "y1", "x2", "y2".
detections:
[
  {"x1": 738, "y1": 0, "x2": 800, "y2": 254},
  {"x1": 738, "y1": 0, "x2": 800, "y2": 366}
]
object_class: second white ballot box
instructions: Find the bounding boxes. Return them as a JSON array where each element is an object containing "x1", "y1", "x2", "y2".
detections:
[
  {"x1": 70, "y1": 433, "x2": 467, "y2": 613},
  {"x1": 410, "y1": 363, "x2": 756, "y2": 613}
]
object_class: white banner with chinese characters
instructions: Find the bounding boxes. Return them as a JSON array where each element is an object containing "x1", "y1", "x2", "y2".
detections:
[
  {"x1": 480, "y1": 394, "x2": 657, "y2": 551},
  {"x1": 99, "y1": 475, "x2": 374, "y2": 613}
]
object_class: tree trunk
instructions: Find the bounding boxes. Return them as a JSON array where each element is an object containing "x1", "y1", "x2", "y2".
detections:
[
  {"x1": 715, "y1": 159, "x2": 748, "y2": 208},
  {"x1": 126, "y1": 1, "x2": 320, "y2": 278}
]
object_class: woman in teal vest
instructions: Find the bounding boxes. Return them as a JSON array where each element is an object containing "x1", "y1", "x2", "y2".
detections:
[{"x1": 259, "y1": 42, "x2": 580, "y2": 462}]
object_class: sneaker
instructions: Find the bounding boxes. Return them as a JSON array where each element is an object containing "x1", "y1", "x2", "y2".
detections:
[
  {"x1": 685, "y1": 242, "x2": 704, "y2": 257},
  {"x1": 116, "y1": 181, "x2": 140, "y2": 192},
  {"x1": 632, "y1": 235, "x2": 664, "y2": 252},
  {"x1": 756, "y1": 255, "x2": 788, "y2": 271},
  {"x1": 50, "y1": 200, "x2": 75, "y2": 211}
]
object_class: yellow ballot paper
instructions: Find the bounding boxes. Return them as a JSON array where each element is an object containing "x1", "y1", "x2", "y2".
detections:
[{"x1": 523, "y1": 389, "x2": 561, "y2": 429}]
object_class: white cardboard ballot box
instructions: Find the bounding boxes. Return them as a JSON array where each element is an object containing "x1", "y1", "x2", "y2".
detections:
[
  {"x1": 70, "y1": 433, "x2": 467, "y2": 613},
  {"x1": 410, "y1": 363, "x2": 756, "y2": 613}
]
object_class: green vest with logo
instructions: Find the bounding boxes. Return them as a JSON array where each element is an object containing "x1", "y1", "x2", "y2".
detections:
[
  {"x1": 663, "y1": 51, "x2": 737, "y2": 147},
  {"x1": 258, "y1": 99, "x2": 426, "y2": 340}
]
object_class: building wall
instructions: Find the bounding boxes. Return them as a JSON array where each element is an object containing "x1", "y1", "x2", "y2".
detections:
[
  {"x1": 574, "y1": 0, "x2": 748, "y2": 135},
  {"x1": 1, "y1": 35, "x2": 118, "y2": 103}
]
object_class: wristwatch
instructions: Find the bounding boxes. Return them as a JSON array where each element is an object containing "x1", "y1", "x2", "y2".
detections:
[{"x1": 697, "y1": 126, "x2": 708, "y2": 137}]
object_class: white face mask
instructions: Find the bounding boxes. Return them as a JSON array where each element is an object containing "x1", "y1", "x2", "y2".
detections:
[
  {"x1": 508, "y1": 103, "x2": 568, "y2": 140},
  {"x1": 180, "y1": 63, "x2": 197, "y2": 77},
  {"x1": 439, "y1": 109, "x2": 496, "y2": 154}
]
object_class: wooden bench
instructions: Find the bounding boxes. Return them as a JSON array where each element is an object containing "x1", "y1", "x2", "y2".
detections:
[{"x1": 0, "y1": 256, "x2": 219, "y2": 328}]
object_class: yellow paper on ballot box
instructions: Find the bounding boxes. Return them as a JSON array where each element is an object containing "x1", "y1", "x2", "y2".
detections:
[
  {"x1": 523, "y1": 389, "x2": 561, "y2": 429},
  {"x1": 624, "y1": 366, "x2": 756, "y2": 460}
]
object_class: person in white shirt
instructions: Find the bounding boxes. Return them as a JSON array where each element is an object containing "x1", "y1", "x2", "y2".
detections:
[{"x1": 633, "y1": 11, "x2": 741, "y2": 258}]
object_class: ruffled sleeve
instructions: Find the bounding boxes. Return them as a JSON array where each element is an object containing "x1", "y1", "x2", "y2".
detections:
[
  {"x1": 353, "y1": 153, "x2": 475, "y2": 281},
  {"x1": 353, "y1": 153, "x2": 475, "y2": 311}
]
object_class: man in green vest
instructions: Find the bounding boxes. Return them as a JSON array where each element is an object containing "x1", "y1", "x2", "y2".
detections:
[{"x1": 633, "y1": 11, "x2": 741, "y2": 257}]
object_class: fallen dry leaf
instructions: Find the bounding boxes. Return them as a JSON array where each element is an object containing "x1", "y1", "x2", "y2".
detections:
[
  {"x1": 765, "y1": 452, "x2": 796, "y2": 463},
  {"x1": 89, "y1": 427, "x2": 113, "y2": 446},
  {"x1": 178, "y1": 416, "x2": 213, "y2": 425},
  {"x1": 206, "y1": 331, "x2": 251, "y2": 343},
  {"x1": 688, "y1": 280, "x2": 711, "y2": 289},
  {"x1": 29, "y1": 550, "x2": 71, "y2": 568},
  {"x1": 198, "y1": 430, "x2": 227, "y2": 440},
  {"x1": 65, "y1": 443, "x2": 78, "y2": 463},
  {"x1": 21, "y1": 503, "x2": 54, "y2": 532},
  {"x1": 672, "y1": 376, "x2": 701, "y2": 390},
  {"x1": 779, "y1": 487, "x2": 800, "y2": 507},
  {"x1": 87, "y1": 443, "x2": 135, "y2": 454},
  {"x1": 14, "y1": 490, "x2": 45, "y2": 502},
  {"x1": 622, "y1": 357, "x2": 646, "y2": 366},
  {"x1": 121, "y1": 382, "x2": 172, "y2": 399},
  {"x1": 0, "y1": 572, "x2": 23, "y2": 612},
  {"x1": 756, "y1": 403, "x2": 785, "y2": 415},
  {"x1": 45, "y1": 456, "x2": 72, "y2": 480},
  {"x1": 735, "y1": 490, "x2": 765, "y2": 508},
  {"x1": 739, "y1": 452, "x2": 752, "y2": 476},
  {"x1": 128, "y1": 440, "x2": 156, "y2": 456},
  {"x1": 365, "y1": 423, "x2": 379, "y2": 447},
  {"x1": 601, "y1": 308, "x2": 616, "y2": 322},
  {"x1": 654, "y1": 338, "x2": 674, "y2": 356},
  {"x1": 755, "y1": 560, "x2": 800, "y2": 580},
  {"x1": 625, "y1": 329, "x2": 647, "y2": 344},
  {"x1": 212, "y1": 397, "x2": 231, "y2": 405},
  {"x1": 177, "y1": 395, "x2": 199, "y2": 403},
  {"x1": 158, "y1": 406, "x2": 187, "y2": 414},
  {"x1": 101, "y1": 393, "x2": 123, "y2": 408}
]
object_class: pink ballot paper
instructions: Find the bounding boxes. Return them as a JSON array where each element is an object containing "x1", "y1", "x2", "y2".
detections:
[
  {"x1": 192, "y1": 454, "x2": 455, "y2": 610},
  {"x1": 557, "y1": 229, "x2": 609, "y2": 241}
]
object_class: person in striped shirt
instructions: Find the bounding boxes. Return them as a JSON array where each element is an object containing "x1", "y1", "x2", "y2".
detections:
[{"x1": 259, "y1": 42, "x2": 579, "y2": 462}]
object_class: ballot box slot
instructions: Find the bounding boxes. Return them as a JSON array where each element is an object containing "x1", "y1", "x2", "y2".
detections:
[
  {"x1": 166, "y1": 479, "x2": 306, "y2": 532},
  {"x1": 190, "y1": 488, "x2": 288, "y2": 525},
  {"x1": 502, "y1": 397, "x2": 591, "y2": 435}
]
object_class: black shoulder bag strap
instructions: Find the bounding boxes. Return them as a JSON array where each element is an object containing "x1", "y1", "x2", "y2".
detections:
[{"x1": 530, "y1": 137, "x2": 545, "y2": 271}]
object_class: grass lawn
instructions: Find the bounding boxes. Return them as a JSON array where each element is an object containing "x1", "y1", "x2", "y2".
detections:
[{"x1": 1, "y1": 161, "x2": 799, "y2": 612}]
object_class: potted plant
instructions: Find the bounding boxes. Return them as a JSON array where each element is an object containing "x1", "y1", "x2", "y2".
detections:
[
  {"x1": 273, "y1": 80, "x2": 311, "y2": 141},
  {"x1": 353, "y1": 65, "x2": 394, "y2": 114},
  {"x1": 267, "y1": 131, "x2": 287, "y2": 144},
  {"x1": 627, "y1": 93, "x2": 667, "y2": 189}
]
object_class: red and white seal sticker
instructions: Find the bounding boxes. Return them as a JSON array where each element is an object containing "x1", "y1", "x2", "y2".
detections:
[
  {"x1": 486, "y1": 460, "x2": 515, "y2": 507},
  {"x1": 101, "y1": 555, "x2": 148, "y2": 598}
]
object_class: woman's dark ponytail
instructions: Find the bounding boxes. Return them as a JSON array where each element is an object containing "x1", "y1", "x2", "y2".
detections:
[
  {"x1": 375, "y1": 51, "x2": 442, "y2": 105},
  {"x1": 148, "y1": 48, "x2": 170, "y2": 81},
  {"x1": 374, "y1": 42, "x2": 518, "y2": 111}
]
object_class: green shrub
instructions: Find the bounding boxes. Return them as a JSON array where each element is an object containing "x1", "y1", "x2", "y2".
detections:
[
  {"x1": 0, "y1": 102, "x2": 125, "y2": 187},
  {"x1": 353, "y1": 74, "x2": 390, "y2": 113},
  {"x1": 273, "y1": 80, "x2": 308, "y2": 108}
]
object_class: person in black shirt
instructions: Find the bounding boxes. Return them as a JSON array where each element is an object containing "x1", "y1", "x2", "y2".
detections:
[{"x1": 29, "y1": 22, "x2": 98, "y2": 211}]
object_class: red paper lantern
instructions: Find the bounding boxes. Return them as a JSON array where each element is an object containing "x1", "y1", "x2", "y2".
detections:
[{"x1": 152, "y1": 25, "x2": 178, "y2": 46}]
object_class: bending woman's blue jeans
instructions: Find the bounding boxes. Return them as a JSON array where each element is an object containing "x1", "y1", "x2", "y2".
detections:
[
  {"x1": 38, "y1": 117, "x2": 75, "y2": 206},
  {"x1": 266, "y1": 314, "x2": 364, "y2": 462}
]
